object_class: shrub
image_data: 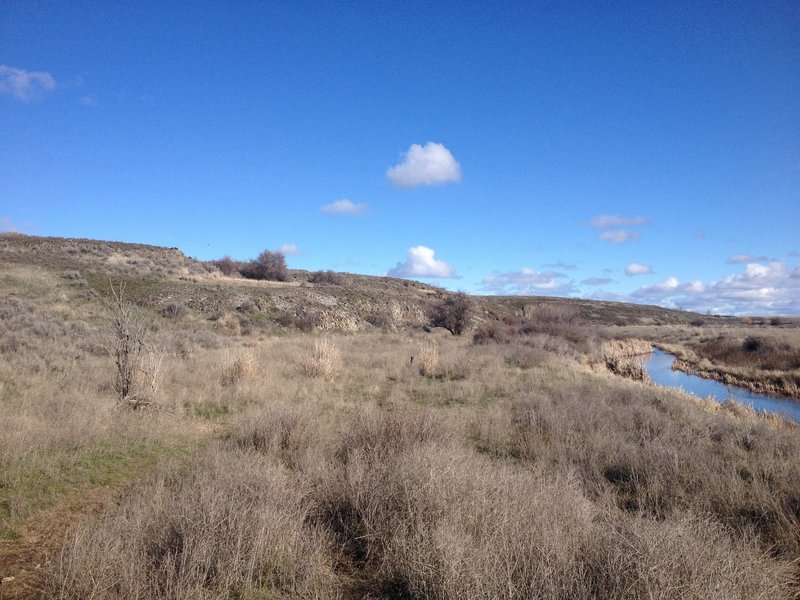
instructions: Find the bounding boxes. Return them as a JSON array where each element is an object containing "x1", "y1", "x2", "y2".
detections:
[
  {"x1": 159, "y1": 302, "x2": 187, "y2": 320},
  {"x1": 211, "y1": 255, "x2": 240, "y2": 276},
  {"x1": 308, "y1": 270, "x2": 343, "y2": 285},
  {"x1": 220, "y1": 351, "x2": 256, "y2": 386},
  {"x1": 429, "y1": 292, "x2": 473, "y2": 335},
  {"x1": 105, "y1": 283, "x2": 164, "y2": 409},
  {"x1": 240, "y1": 250, "x2": 290, "y2": 282},
  {"x1": 300, "y1": 339, "x2": 340, "y2": 378}
]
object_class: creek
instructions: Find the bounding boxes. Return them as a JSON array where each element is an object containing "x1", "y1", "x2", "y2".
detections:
[{"x1": 644, "y1": 348, "x2": 800, "y2": 423}]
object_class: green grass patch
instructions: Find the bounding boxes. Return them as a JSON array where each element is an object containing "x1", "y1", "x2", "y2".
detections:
[{"x1": 0, "y1": 441, "x2": 187, "y2": 538}]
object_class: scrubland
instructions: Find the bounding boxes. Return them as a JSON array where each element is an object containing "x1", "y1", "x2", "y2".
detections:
[{"x1": 1, "y1": 237, "x2": 800, "y2": 599}]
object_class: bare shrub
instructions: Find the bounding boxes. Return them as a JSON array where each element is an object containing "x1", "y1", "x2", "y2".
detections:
[
  {"x1": 300, "y1": 338, "x2": 340, "y2": 378},
  {"x1": 230, "y1": 403, "x2": 318, "y2": 468},
  {"x1": 429, "y1": 291, "x2": 473, "y2": 335},
  {"x1": 695, "y1": 336, "x2": 800, "y2": 370},
  {"x1": 417, "y1": 340, "x2": 440, "y2": 377},
  {"x1": 215, "y1": 312, "x2": 242, "y2": 335},
  {"x1": 159, "y1": 302, "x2": 187, "y2": 320},
  {"x1": 308, "y1": 270, "x2": 343, "y2": 285},
  {"x1": 275, "y1": 306, "x2": 322, "y2": 332},
  {"x1": 47, "y1": 446, "x2": 338, "y2": 599},
  {"x1": 210, "y1": 255, "x2": 239, "y2": 276},
  {"x1": 474, "y1": 307, "x2": 595, "y2": 352},
  {"x1": 240, "y1": 250, "x2": 290, "y2": 282},
  {"x1": 105, "y1": 283, "x2": 164, "y2": 409},
  {"x1": 306, "y1": 407, "x2": 791, "y2": 599},
  {"x1": 220, "y1": 351, "x2": 256, "y2": 386}
]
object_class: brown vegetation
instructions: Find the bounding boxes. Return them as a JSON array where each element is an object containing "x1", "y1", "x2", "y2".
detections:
[
  {"x1": 1, "y1": 234, "x2": 799, "y2": 599},
  {"x1": 240, "y1": 250, "x2": 291, "y2": 282}
]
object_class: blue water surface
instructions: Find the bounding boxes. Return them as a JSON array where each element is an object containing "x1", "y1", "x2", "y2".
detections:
[{"x1": 645, "y1": 348, "x2": 800, "y2": 423}]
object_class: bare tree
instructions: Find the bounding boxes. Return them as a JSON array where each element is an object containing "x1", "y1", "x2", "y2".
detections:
[{"x1": 106, "y1": 282, "x2": 163, "y2": 409}]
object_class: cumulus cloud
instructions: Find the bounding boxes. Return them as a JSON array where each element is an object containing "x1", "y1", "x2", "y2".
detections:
[
  {"x1": 276, "y1": 243, "x2": 300, "y2": 257},
  {"x1": 625, "y1": 263, "x2": 653, "y2": 276},
  {"x1": 0, "y1": 65, "x2": 56, "y2": 102},
  {"x1": 727, "y1": 254, "x2": 768, "y2": 264},
  {"x1": 387, "y1": 246, "x2": 458, "y2": 279},
  {"x1": 581, "y1": 277, "x2": 612, "y2": 286},
  {"x1": 599, "y1": 229, "x2": 640, "y2": 244},
  {"x1": 481, "y1": 268, "x2": 574, "y2": 295},
  {"x1": 320, "y1": 199, "x2": 367, "y2": 216},
  {"x1": 629, "y1": 261, "x2": 800, "y2": 315},
  {"x1": 386, "y1": 142, "x2": 462, "y2": 188}
]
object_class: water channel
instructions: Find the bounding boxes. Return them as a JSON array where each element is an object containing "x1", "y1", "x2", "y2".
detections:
[{"x1": 644, "y1": 348, "x2": 800, "y2": 423}]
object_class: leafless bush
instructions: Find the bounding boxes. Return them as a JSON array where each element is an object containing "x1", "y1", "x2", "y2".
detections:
[
  {"x1": 308, "y1": 270, "x2": 343, "y2": 285},
  {"x1": 300, "y1": 338, "x2": 340, "y2": 378},
  {"x1": 47, "y1": 446, "x2": 338, "y2": 599},
  {"x1": 429, "y1": 291, "x2": 473, "y2": 335},
  {"x1": 240, "y1": 250, "x2": 290, "y2": 282},
  {"x1": 276, "y1": 308, "x2": 321, "y2": 331},
  {"x1": 696, "y1": 335, "x2": 800, "y2": 370},
  {"x1": 210, "y1": 255, "x2": 240, "y2": 276},
  {"x1": 106, "y1": 283, "x2": 163, "y2": 409},
  {"x1": 229, "y1": 403, "x2": 319, "y2": 468},
  {"x1": 159, "y1": 302, "x2": 187, "y2": 320},
  {"x1": 304, "y1": 407, "x2": 792, "y2": 599}
]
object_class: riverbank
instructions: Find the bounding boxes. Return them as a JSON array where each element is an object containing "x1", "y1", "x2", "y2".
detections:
[{"x1": 658, "y1": 342, "x2": 800, "y2": 401}]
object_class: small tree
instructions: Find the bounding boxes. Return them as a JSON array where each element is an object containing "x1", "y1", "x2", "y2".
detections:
[
  {"x1": 241, "y1": 250, "x2": 290, "y2": 282},
  {"x1": 429, "y1": 292, "x2": 473, "y2": 335},
  {"x1": 106, "y1": 282, "x2": 163, "y2": 409}
]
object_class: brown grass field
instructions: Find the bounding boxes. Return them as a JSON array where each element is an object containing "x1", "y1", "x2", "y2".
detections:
[{"x1": 1, "y1": 234, "x2": 799, "y2": 599}]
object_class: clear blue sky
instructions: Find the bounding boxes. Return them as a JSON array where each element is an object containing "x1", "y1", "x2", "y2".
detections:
[{"x1": 2, "y1": 1, "x2": 799, "y2": 314}]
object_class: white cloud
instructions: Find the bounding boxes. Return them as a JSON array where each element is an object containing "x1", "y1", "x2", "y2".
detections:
[
  {"x1": 628, "y1": 261, "x2": 800, "y2": 315},
  {"x1": 0, "y1": 65, "x2": 56, "y2": 102},
  {"x1": 481, "y1": 267, "x2": 574, "y2": 295},
  {"x1": 727, "y1": 254, "x2": 768, "y2": 264},
  {"x1": 625, "y1": 263, "x2": 653, "y2": 276},
  {"x1": 276, "y1": 243, "x2": 300, "y2": 257},
  {"x1": 589, "y1": 215, "x2": 649, "y2": 229},
  {"x1": 320, "y1": 199, "x2": 367, "y2": 216},
  {"x1": 386, "y1": 142, "x2": 462, "y2": 188},
  {"x1": 387, "y1": 245, "x2": 458, "y2": 279},
  {"x1": 599, "y1": 229, "x2": 640, "y2": 244}
]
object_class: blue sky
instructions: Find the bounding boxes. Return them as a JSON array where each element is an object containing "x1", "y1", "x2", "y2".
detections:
[{"x1": 2, "y1": 1, "x2": 799, "y2": 314}]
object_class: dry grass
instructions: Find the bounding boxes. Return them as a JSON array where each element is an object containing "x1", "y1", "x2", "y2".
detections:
[
  {"x1": 300, "y1": 338, "x2": 341, "y2": 378},
  {"x1": 47, "y1": 445, "x2": 338, "y2": 600},
  {"x1": 1, "y1": 250, "x2": 800, "y2": 599},
  {"x1": 417, "y1": 340, "x2": 440, "y2": 377},
  {"x1": 219, "y1": 350, "x2": 256, "y2": 386}
]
